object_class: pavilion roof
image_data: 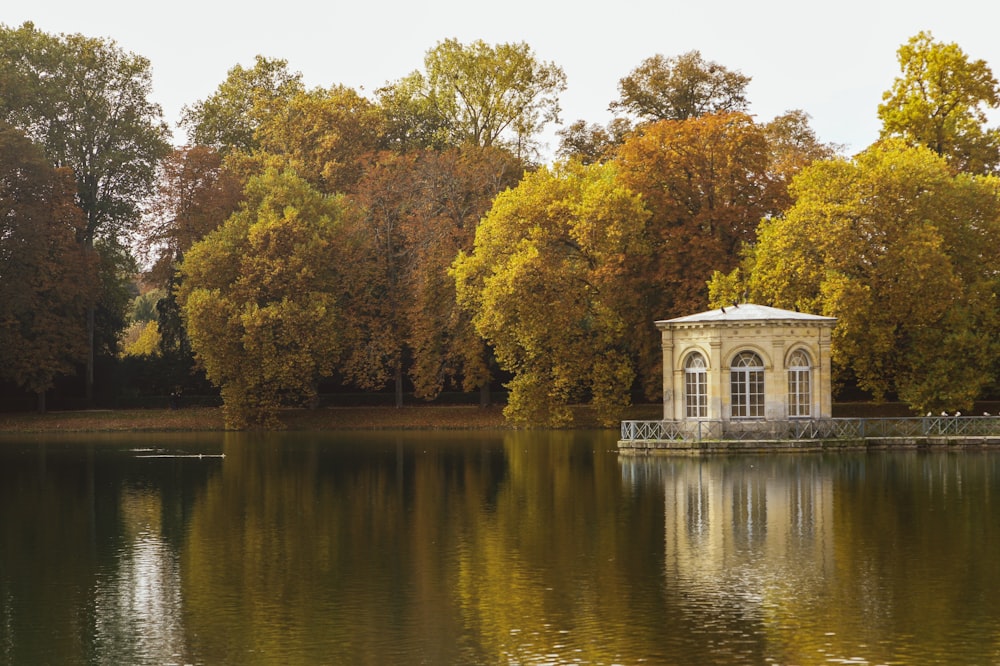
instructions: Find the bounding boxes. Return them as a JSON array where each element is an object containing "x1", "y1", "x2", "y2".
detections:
[{"x1": 656, "y1": 303, "x2": 837, "y2": 326}]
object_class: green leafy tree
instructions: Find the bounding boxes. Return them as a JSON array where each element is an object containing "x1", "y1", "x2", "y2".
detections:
[
  {"x1": 129, "y1": 289, "x2": 166, "y2": 324},
  {"x1": 452, "y1": 161, "x2": 649, "y2": 426},
  {"x1": 0, "y1": 124, "x2": 98, "y2": 410},
  {"x1": 93, "y1": 238, "x2": 140, "y2": 362},
  {"x1": 377, "y1": 39, "x2": 566, "y2": 157},
  {"x1": 0, "y1": 22, "x2": 171, "y2": 401},
  {"x1": 610, "y1": 51, "x2": 750, "y2": 122},
  {"x1": 743, "y1": 140, "x2": 1000, "y2": 411},
  {"x1": 879, "y1": 31, "x2": 1000, "y2": 174},
  {"x1": 0, "y1": 24, "x2": 170, "y2": 247},
  {"x1": 176, "y1": 169, "x2": 351, "y2": 428},
  {"x1": 180, "y1": 55, "x2": 304, "y2": 154}
]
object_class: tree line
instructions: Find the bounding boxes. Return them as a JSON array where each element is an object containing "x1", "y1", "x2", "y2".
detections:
[{"x1": 1, "y1": 23, "x2": 998, "y2": 427}]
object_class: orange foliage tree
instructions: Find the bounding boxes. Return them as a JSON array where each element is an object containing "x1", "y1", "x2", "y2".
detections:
[
  {"x1": 0, "y1": 125, "x2": 97, "y2": 410},
  {"x1": 342, "y1": 146, "x2": 524, "y2": 406},
  {"x1": 614, "y1": 112, "x2": 783, "y2": 396},
  {"x1": 143, "y1": 145, "x2": 244, "y2": 285}
]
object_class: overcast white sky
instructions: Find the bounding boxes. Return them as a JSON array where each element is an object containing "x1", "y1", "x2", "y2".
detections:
[{"x1": 5, "y1": 0, "x2": 1000, "y2": 161}]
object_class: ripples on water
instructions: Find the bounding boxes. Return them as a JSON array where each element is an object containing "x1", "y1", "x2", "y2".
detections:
[
  {"x1": 1, "y1": 434, "x2": 1000, "y2": 664},
  {"x1": 90, "y1": 488, "x2": 187, "y2": 664}
]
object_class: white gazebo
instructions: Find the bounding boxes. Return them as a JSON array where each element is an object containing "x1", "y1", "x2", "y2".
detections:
[{"x1": 657, "y1": 303, "x2": 836, "y2": 424}]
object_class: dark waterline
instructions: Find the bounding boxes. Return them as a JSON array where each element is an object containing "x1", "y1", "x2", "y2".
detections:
[{"x1": 1, "y1": 431, "x2": 999, "y2": 665}]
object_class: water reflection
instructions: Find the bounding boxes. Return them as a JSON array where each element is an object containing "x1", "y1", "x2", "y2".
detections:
[
  {"x1": 0, "y1": 434, "x2": 222, "y2": 665},
  {"x1": 621, "y1": 452, "x2": 1000, "y2": 665},
  {"x1": 3, "y1": 434, "x2": 1000, "y2": 664},
  {"x1": 653, "y1": 458, "x2": 834, "y2": 605},
  {"x1": 92, "y1": 487, "x2": 186, "y2": 663}
]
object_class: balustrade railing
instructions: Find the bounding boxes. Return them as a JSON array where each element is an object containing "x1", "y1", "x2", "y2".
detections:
[{"x1": 620, "y1": 416, "x2": 1000, "y2": 443}]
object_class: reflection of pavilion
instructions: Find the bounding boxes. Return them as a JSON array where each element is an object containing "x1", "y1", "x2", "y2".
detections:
[
  {"x1": 632, "y1": 459, "x2": 835, "y2": 611},
  {"x1": 91, "y1": 487, "x2": 188, "y2": 661}
]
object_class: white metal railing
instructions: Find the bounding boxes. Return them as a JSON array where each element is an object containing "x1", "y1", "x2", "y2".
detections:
[{"x1": 620, "y1": 416, "x2": 1000, "y2": 443}]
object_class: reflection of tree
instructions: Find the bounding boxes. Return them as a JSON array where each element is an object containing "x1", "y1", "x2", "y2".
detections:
[
  {"x1": 454, "y1": 431, "x2": 671, "y2": 663},
  {"x1": 180, "y1": 430, "x2": 682, "y2": 663},
  {"x1": 0, "y1": 445, "x2": 97, "y2": 662},
  {"x1": 0, "y1": 436, "x2": 220, "y2": 664},
  {"x1": 181, "y1": 432, "x2": 511, "y2": 663},
  {"x1": 9, "y1": 437, "x2": 1000, "y2": 664},
  {"x1": 823, "y1": 452, "x2": 1000, "y2": 662}
]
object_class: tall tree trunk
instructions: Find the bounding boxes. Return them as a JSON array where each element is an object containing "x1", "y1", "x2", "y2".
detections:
[
  {"x1": 394, "y1": 361, "x2": 403, "y2": 409},
  {"x1": 86, "y1": 304, "x2": 95, "y2": 406},
  {"x1": 84, "y1": 231, "x2": 96, "y2": 408},
  {"x1": 36, "y1": 389, "x2": 46, "y2": 414},
  {"x1": 480, "y1": 382, "x2": 491, "y2": 408}
]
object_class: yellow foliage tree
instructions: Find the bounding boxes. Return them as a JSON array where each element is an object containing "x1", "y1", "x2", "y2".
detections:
[
  {"x1": 879, "y1": 31, "x2": 1000, "y2": 174},
  {"x1": 742, "y1": 139, "x2": 1000, "y2": 411},
  {"x1": 121, "y1": 320, "x2": 161, "y2": 358},
  {"x1": 254, "y1": 85, "x2": 385, "y2": 195},
  {"x1": 176, "y1": 169, "x2": 351, "y2": 428},
  {"x1": 452, "y1": 161, "x2": 649, "y2": 426}
]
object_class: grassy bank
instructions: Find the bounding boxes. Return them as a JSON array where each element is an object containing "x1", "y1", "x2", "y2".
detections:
[
  {"x1": 0, "y1": 403, "x2": 664, "y2": 433},
  {"x1": 4, "y1": 401, "x2": 943, "y2": 434}
]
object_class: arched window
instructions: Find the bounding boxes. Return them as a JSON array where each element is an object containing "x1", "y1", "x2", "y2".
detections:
[
  {"x1": 731, "y1": 351, "x2": 764, "y2": 419},
  {"x1": 787, "y1": 349, "x2": 812, "y2": 418},
  {"x1": 684, "y1": 352, "x2": 707, "y2": 418}
]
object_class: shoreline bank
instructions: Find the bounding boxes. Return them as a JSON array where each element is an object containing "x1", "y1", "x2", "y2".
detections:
[{"x1": 0, "y1": 404, "x2": 662, "y2": 433}]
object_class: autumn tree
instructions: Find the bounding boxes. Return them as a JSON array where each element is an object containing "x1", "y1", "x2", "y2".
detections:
[
  {"x1": 0, "y1": 124, "x2": 97, "y2": 411},
  {"x1": 879, "y1": 31, "x2": 1000, "y2": 174},
  {"x1": 141, "y1": 145, "x2": 244, "y2": 392},
  {"x1": 0, "y1": 22, "x2": 171, "y2": 401},
  {"x1": 452, "y1": 161, "x2": 649, "y2": 426},
  {"x1": 254, "y1": 85, "x2": 385, "y2": 194},
  {"x1": 177, "y1": 169, "x2": 351, "y2": 428},
  {"x1": 338, "y1": 152, "x2": 421, "y2": 406},
  {"x1": 377, "y1": 39, "x2": 567, "y2": 157},
  {"x1": 764, "y1": 109, "x2": 840, "y2": 207},
  {"x1": 0, "y1": 24, "x2": 170, "y2": 248},
  {"x1": 180, "y1": 55, "x2": 304, "y2": 154},
  {"x1": 143, "y1": 145, "x2": 244, "y2": 285},
  {"x1": 376, "y1": 73, "x2": 450, "y2": 152},
  {"x1": 555, "y1": 118, "x2": 633, "y2": 165},
  {"x1": 405, "y1": 146, "x2": 524, "y2": 405},
  {"x1": 339, "y1": 146, "x2": 524, "y2": 407},
  {"x1": 610, "y1": 51, "x2": 750, "y2": 123},
  {"x1": 741, "y1": 140, "x2": 1000, "y2": 412},
  {"x1": 615, "y1": 112, "x2": 781, "y2": 395}
]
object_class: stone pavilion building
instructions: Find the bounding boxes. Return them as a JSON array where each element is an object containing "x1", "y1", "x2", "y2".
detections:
[{"x1": 657, "y1": 304, "x2": 837, "y2": 424}]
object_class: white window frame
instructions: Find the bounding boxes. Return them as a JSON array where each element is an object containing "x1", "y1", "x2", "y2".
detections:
[
  {"x1": 684, "y1": 352, "x2": 708, "y2": 418},
  {"x1": 787, "y1": 349, "x2": 812, "y2": 418},
  {"x1": 731, "y1": 351, "x2": 764, "y2": 419}
]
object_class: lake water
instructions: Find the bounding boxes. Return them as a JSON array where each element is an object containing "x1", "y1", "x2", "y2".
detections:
[{"x1": 1, "y1": 430, "x2": 999, "y2": 665}]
